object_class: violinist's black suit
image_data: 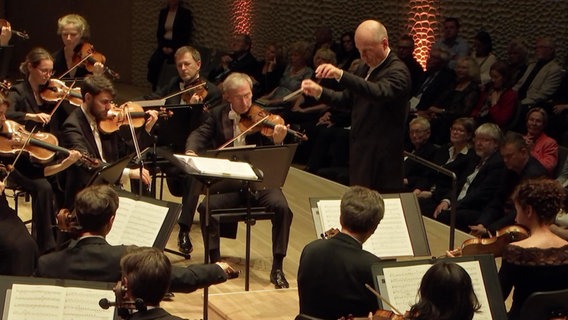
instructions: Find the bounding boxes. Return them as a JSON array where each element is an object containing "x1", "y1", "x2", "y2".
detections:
[
  {"x1": 36, "y1": 237, "x2": 227, "y2": 293},
  {"x1": 180, "y1": 103, "x2": 293, "y2": 263},
  {"x1": 297, "y1": 232, "x2": 380, "y2": 319},
  {"x1": 129, "y1": 308, "x2": 185, "y2": 320},
  {"x1": 60, "y1": 107, "x2": 154, "y2": 208},
  {"x1": 319, "y1": 51, "x2": 411, "y2": 193}
]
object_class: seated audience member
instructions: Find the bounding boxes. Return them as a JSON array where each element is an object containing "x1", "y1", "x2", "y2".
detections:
[
  {"x1": 0, "y1": 179, "x2": 39, "y2": 276},
  {"x1": 308, "y1": 26, "x2": 341, "y2": 69},
  {"x1": 336, "y1": 31, "x2": 359, "y2": 71},
  {"x1": 417, "y1": 118, "x2": 476, "y2": 217},
  {"x1": 471, "y1": 61, "x2": 518, "y2": 129},
  {"x1": 404, "y1": 117, "x2": 437, "y2": 192},
  {"x1": 472, "y1": 31, "x2": 497, "y2": 86},
  {"x1": 513, "y1": 37, "x2": 563, "y2": 109},
  {"x1": 433, "y1": 123, "x2": 505, "y2": 226},
  {"x1": 36, "y1": 184, "x2": 231, "y2": 292},
  {"x1": 397, "y1": 34, "x2": 425, "y2": 95},
  {"x1": 297, "y1": 186, "x2": 384, "y2": 319},
  {"x1": 550, "y1": 53, "x2": 568, "y2": 144},
  {"x1": 506, "y1": 38, "x2": 529, "y2": 85},
  {"x1": 406, "y1": 262, "x2": 480, "y2": 320},
  {"x1": 259, "y1": 40, "x2": 313, "y2": 107},
  {"x1": 208, "y1": 33, "x2": 257, "y2": 84},
  {"x1": 499, "y1": 178, "x2": 568, "y2": 320},
  {"x1": 422, "y1": 56, "x2": 480, "y2": 145},
  {"x1": 118, "y1": 247, "x2": 185, "y2": 320},
  {"x1": 434, "y1": 17, "x2": 470, "y2": 69},
  {"x1": 412, "y1": 46, "x2": 455, "y2": 113},
  {"x1": 179, "y1": 72, "x2": 293, "y2": 289},
  {"x1": 252, "y1": 43, "x2": 285, "y2": 98},
  {"x1": 468, "y1": 132, "x2": 548, "y2": 236},
  {"x1": 523, "y1": 107, "x2": 558, "y2": 174}
]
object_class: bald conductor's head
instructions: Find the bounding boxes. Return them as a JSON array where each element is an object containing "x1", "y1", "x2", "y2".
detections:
[{"x1": 354, "y1": 20, "x2": 390, "y2": 68}]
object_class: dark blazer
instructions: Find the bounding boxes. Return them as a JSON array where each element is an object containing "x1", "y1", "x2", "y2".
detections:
[
  {"x1": 208, "y1": 52, "x2": 258, "y2": 83},
  {"x1": 157, "y1": 6, "x2": 192, "y2": 50},
  {"x1": 53, "y1": 47, "x2": 91, "y2": 79},
  {"x1": 320, "y1": 51, "x2": 411, "y2": 192},
  {"x1": 415, "y1": 67, "x2": 456, "y2": 111},
  {"x1": 130, "y1": 308, "x2": 186, "y2": 320},
  {"x1": 404, "y1": 141, "x2": 438, "y2": 191},
  {"x1": 153, "y1": 76, "x2": 222, "y2": 109},
  {"x1": 36, "y1": 237, "x2": 227, "y2": 293},
  {"x1": 297, "y1": 232, "x2": 380, "y2": 319},
  {"x1": 430, "y1": 145, "x2": 477, "y2": 201}
]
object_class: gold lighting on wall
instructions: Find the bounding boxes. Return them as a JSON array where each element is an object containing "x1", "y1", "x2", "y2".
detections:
[
  {"x1": 232, "y1": 0, "x2": 253, "y2": 34},
  {"x1": 408, "y1": 0, "x2": 440, "y2": 69}
]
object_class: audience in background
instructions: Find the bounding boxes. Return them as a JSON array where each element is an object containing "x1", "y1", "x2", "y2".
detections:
[
  {"x1": 523, "y1": 107, "x2": 558, "y2": 174},
  {"x1": 472, "y1": 31, "x2": 497, "y2": 85},
  {"x1": 397, "y1": 34, "x2": 425, "y2": 95},
  {"x1": 434, "y1": 17, "x2": 470, "y2": 69}
]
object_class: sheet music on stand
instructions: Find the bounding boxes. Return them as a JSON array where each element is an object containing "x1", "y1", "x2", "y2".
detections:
[
  {"x1": 105, "y1": 188, "x2": 180, "y2": 249},
  {"x1": 310, "y1": 193, "x2": 430, "y2": 258},
  {"x1": 0, "y1": 275, "x2": 116, "y2": 320},
  {"x1": 173, "y1": 154, "x2": 259, "y2": 180},
  {"x1": 371, "y1": 255, "x2": 507, "y2": 320}
]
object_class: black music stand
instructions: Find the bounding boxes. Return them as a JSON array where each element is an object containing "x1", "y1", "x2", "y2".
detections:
[{"x1": 87, "y1": 153, "x2": 135, "y2": 187}]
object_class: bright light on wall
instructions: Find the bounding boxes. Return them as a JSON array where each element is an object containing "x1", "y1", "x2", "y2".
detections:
[
  {"x1": 232, "y1": 0, "x2": 253, "y2": 34},
  {"x1": 408, "y1": 1, "x2": 440, "y2": 69}
]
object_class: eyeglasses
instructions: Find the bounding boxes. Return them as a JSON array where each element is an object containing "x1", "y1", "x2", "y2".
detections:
[
  {"x1": 450, "y1": 127, "x2": 466, "y2": 133},
  {"x1": 36, "y1": 68, "x2": 55, "y2": 76}
]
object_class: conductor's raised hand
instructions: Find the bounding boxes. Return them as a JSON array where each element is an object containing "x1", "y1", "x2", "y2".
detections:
[
  {"x1": 301, "y1": 79, "x2": 323, "y2": 99},
  {"x1": 314, "y1": 63, "x2": 342, "y2": 80}
]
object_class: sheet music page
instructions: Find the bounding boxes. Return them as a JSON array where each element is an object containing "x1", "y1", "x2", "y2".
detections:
[
  {"x1": 317, "y1": 198, "x2": 414, "y2": 257},
  {"x1": 106, "y1": 196, "x2": 168, "y2": 247},
  {"x1": 63, "y1": 287, "x2": 115, "y2": 320},
  {"x1": 6, "y1": 284, "x2": 65, "y2": 319},
  {"x1": 174, "y1": 154, "x2": 258, "y2": 180},
  {"x1": 382, "y1": 261, "x2": 492, "y2": 320}
]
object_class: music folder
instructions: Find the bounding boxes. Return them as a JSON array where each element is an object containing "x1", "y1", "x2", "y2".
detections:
[{"x1": 371, "y1": 255, "x2": 507, "y2": 320}]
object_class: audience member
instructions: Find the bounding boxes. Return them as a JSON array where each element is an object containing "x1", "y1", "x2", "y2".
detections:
[
  {"x1": 507, "y1": 38, "x2": 529, "y2": 85},
  {"x1": 434, "y1": 17, "x2": 470, "y2": 69},
  {"x1": 472, "y1": 31, "x2": 497, "y2": 85},
  {"x1": 469, "y1": 132, "x2": 548, "y2": 236},
  {"x1": 301, "y1": 19, "x2": 411, "y2": 193},
  {"x1": 118, "y1": 247, "x2": 186, "y2": 319},
  {"x1": 36, "y1": 184, "x2": 231, "y2": 292},
  {"x1": 404, "y1": 117, "x2": 437, "y2": 192},
  {"x1": 499, "y1": 178, "x2": 568, "y2": 320},
  {"x1": 471, "y1": 61, "x2": 518, "y2": 129},
  {"x1": 523, "y1": 107, "x2": 558, "y2": 174},
  {"x1": 147, "y1": 0, "x2": 193, "y2": 91},
  {"x1": 550, "y1": 53, "x2": 568, "y2": 144},
  {"x1": 336, "y1": 31, "x2": 359, "y2": 71},
  {"x1": 252, "y1": 42, "x2": 285, "y2": 97},
  {"x1": 297, "y1": 186, "x2": 384, "y2": 319},
  {"x1": 208, "y1": 33, "x2": 258, "y2": 83},
  {"x1": 412, "y1": 46, "x2": 455, "y2": 113},
  {"x1": 397, "y1": 34, "x2": 425, "y2": 96},
  {"x1": 308, "y1": 26, "x2": 341, "y2": 68}
]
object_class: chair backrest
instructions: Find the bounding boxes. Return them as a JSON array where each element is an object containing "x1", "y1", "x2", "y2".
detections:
[
  {"x1": 554, "y1": 145, "x2": 568, "y2": 179},
  {"x1": 519, "y1": 288, "x2": 568, "y2": 320}
]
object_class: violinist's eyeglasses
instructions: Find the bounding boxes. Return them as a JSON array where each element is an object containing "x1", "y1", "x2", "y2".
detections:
[{"x1": 36, "y1": 68, "x2": 55, "y2": 76}]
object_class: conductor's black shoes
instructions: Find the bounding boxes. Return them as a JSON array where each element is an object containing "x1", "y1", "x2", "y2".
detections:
[
  {"x1": 270, "y1": 269, "x2": 289, "y2": 289},
  {"x1": 178, "y1": 231, "x2": 193, "y2": 254}
]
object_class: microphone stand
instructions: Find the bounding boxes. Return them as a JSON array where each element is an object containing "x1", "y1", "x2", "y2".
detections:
[{"x1": 403, "y1": 151, "x2": 458, "y2": 250}]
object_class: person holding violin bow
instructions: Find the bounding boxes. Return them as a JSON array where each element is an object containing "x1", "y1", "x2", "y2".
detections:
[
  {"x1": 60, "y1": 74, "x2": 158, "y2": 208},
  {"x1": 179, "y1": 72, "x2": 293, "y2": 289}
]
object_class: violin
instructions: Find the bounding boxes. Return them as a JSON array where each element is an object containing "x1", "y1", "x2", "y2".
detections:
[
  {"x1": 0, "y1": 19, "x2": 29, "y2": 40},
  {"x1": 0, "y1": 119, "x2": 99, "y2": 167},
  {"x1": 239, "y1": 104, "x2": 308, "y2": 141},
  {"x1": 72, "y1": 42, "x2": 120, "y2": 80},
  {"x1": 181, "y1": 79, "x2": 208, "y2": 104},
  {"x1": 448, "y1": 225, "x2": 530, "y2": 257},
  {"x1": 40, "y1": 79, "x2": 82, "y2": 106},
  {"x1": 99, "y1": 281, "x2": 146, "y2": 319},
  {"x1": 98, "y1": 102, "x2": 171, "y2": 134},
  {"x1": 321, "y1": 227, "x2": 340, "y2": 239}
]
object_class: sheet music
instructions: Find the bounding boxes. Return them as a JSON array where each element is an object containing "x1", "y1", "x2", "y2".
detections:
[
  {"x1": 5, "y1": 284, "x2": 114, "y2": 320},
  {"x1": 317, "y1": 198, "x2": 414, "y2": 257},
  {"x1": 130, "y1": 99, "x2": 166, "y2": 107},
  {"x1": 106, "y1": 196, "x2": 168, "y2": 247},
  {"x1": 381, "y1": 261, "x2": 492, "y2": 320},
  {"x1": 174, "y1": 154, "x2": 258, "y2": 180}
]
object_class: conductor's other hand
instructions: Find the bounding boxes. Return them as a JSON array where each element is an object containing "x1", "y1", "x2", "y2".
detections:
[
  {"x1": 130, "y1": 167, "x2": 151, "y2": 185},
  {"x1": 315, "y1": 63, "x2": 342, "y2": 80},
  {"x1": 301, "y1": 80, "x2": 323, "y2": 99}
]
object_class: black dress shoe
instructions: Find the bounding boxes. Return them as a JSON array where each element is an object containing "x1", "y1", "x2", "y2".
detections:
[
  {"x1": 178, "y1": 231, "x2": 193, "y2": 254},
  {"x1": 270, "y1": 269, "x2": 289, "y2": 289}
]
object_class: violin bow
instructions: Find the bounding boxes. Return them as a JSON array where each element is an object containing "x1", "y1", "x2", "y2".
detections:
[
  {"x1": 2, "y1": 124, "x2": 38, "y2": 184},
  {"x1": 364, "y1": 284, "x2": 404, "y2": 316},
  {"x1": 46, "y1": 80, "x2": 76, "y2": 122},
  {"x1": 57, "y1": 53, "x2": 93, "y2": 80},
  {"x1": 124, "y1": 104, "x2": 150, "y2": 194},
  {"x1": 161, "y1": 81, "x2": 207, "y2": 101},
  {"x1": 217, "y1": 114, "x2": 269, "y2": 150}
]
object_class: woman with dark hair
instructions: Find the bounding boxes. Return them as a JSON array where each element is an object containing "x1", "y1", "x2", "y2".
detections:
[
  {"x1": 471, "y1": 60, "x2": 518, "y2": 129},
  {"x1": 408, "y1": 262, "x2": 480, "y2": 320},
  {"x1": 472, "y1": 31, "x2": 497, "y2": 85},
  {"x1": 499, "y1": 178, "x2": 568, "y2": 320}
]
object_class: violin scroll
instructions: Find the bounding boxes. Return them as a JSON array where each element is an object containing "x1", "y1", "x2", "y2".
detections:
[
  {"x1": 321, "y1": 227, "x2": 340, "y2": 239},
  {"x1": 73, "y1": 42, "x2": 120, "y2": 80},
  {"x1": 56, "y1": 208, "x2": 82, "y2": 235}
]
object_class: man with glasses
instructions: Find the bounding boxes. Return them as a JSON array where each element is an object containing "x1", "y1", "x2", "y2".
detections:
[{"x1": 60, "y1": 74, "x2": 158, "y2": 208}]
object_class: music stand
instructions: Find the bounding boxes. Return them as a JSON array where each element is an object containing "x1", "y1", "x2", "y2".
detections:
[{"x1": 87, "y1": 153, "x2": 135, "y2": 187}]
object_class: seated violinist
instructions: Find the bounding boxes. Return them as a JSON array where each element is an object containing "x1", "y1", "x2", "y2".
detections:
[
  {"x1": 53, "y1": 14, "x2": 104, "y2": 79},
  {"x1": 178, "y1": 72, "x2": 294, "y2": 289},
  {"x1": 297, "y1": 186, "x2": 384, "y2": 319},
  {"x1": 3, "y1": 75, "x2": 82, "y2": 254},
  {"x1": 60, "y1": 74, "x2": 158, "y2": 208}
]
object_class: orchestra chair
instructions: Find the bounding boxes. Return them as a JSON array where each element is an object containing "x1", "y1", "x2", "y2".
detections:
[
  {"x1": 519, "y1": 288, "x2": 568, "y2": 320},
  {"x1": 4, "y1": 181, "x2": 30, "y2": 223}
]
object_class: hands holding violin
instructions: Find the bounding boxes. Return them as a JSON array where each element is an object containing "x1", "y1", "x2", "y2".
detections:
[
  {"x1": 25, "y1": 112, "x2": 51, "y2": 125},
  {"x1": 129, "y1": 167, "x2": 152, "y2": 185}
]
